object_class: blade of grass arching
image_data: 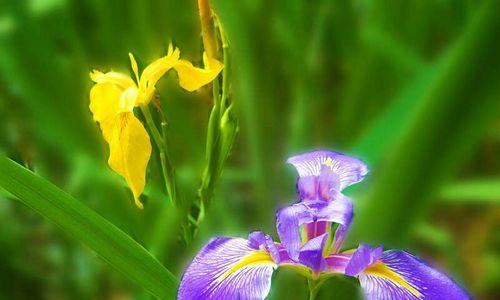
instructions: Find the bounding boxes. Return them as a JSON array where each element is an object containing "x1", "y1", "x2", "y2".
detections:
[
  {"x1": 0, "y1": 157, "x2": 178, "y2": 299},
  {"x1": 350, "y1": 0, "x2": 500, "y2": 246},
  {"x1": 439, "y1": 178, "x2": 500, "y2": 203}
]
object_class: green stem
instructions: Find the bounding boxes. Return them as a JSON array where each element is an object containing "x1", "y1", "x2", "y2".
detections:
[
  {"x1": 140, "y1": 105, "x2": 164, "y2": 148},
  {"x1": 140, "y1": 105, "x2": 178, "y2": 206},
  {"x1": 160, "y1": 122, "x2": 179, "y2": 206},
  {"x1": 307, "y1": 279, "x2": 325, "y2": 300}
]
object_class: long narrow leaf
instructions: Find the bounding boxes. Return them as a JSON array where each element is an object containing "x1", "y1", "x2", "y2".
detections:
[
  {"x1": 440, "y1": 179, "x2": 500, "y2": 203},
  {"x1": 0, "y1": 157, "x2": 178, "y2": 299},
  {"x1": 350, "y1": 0, "x2": 500, "y2": 246}
]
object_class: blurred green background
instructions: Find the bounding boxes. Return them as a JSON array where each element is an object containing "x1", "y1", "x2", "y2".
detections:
[{"x1": 0, "y1": 0, "x2": 499, "y2": 299}]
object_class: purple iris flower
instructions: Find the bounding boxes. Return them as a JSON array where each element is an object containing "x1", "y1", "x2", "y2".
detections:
[{"x1": 178, "y1": 150, "x2": 470, "y2": 300}]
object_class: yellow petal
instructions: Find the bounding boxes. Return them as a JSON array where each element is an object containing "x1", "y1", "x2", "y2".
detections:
[
  {"x1": 167, "y1": 43, "x2": 174, "y2": 56},
  {"x1": 128, "y1": 53, "x2": 140, "y2": 83},
  {"x1": 90, "y1": 70, "x2": 136, "y2": 90},
  {"x1": 173, "y1": 53, "x2": 223, "y2": 92},
  {"x1": 137, "y1": 47, "x2": 181, "y2": 103},
  {"x1": 119, "y1": 86, "x2": 139, "y2": 112},
  {"x1": 108, "y1": 112, "x2": 152, "y2": 208},
  {"x1": 89, "y1": 82, "x2": 123, "y2": 142}
]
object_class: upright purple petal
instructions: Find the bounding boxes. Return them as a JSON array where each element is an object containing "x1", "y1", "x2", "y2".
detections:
[
  {"x1": 344, "y1": 244, "x2": 383, "y2": 276},
  {"x1": 276, "y1": 195, "x2": 353, "y2": 261},
  {"x1": 178, "y1": 237, "x2": 277, "y2": 300},
  {"x1": 287, "y1": 150, "x2": 368, "y2": 194},
  {"x1": 306, "y1": 221, "x2": 328, "y2": 240},
  {"x1": 298, "y1": 233, "x2": 329, "y2": 273},
  {"x1": 331, "y1": 224, "x2": 350, "y2": 253},
  {"x1": 358, "y1": 250, "x2": 470, "y2": 300}
]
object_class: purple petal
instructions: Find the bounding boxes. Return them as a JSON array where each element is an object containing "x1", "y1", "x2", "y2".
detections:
[
  {"x1": 298, "y1": 233, "x2": 328, "y2": 273},
  {"x1": 358, "y1": 250, "x2": 470, "y2": 300},
  {"x1": 296, "y1": 176, "x2": 318, "y2": 200},
  {"x1": 287, "y1": 150, "x2": 368, "y2": 193},
  {"x1": 178, "y1": 237, "x2": 276, "y2": 300},
  {"x1": 276, "y1": 195, "x2": 353, "y2": 261},
  {"x1": 345, "y1": 244, "x2": 383, "y2": 276},
  {"x1": 332, "y1": 224, "x2": 350, "y2": 253},
  {"x1": 248, "y1": 231, "x2": 282, "y2": 264},
  {"x1": 325, "y1": 253, "x2": 351, "y2": 273},
  {"x1": 306, "y1": 221, "x2": 328, "y2": 240}
]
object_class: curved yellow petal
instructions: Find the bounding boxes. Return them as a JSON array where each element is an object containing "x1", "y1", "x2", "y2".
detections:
[
  {"x1": 89, "y1": 82, "x2": 123, "y2": 142},
  {"x1": 108, "y1": 112, "x2": 152, "y2": 208},
  {"x1": 174, "y1": 52, "x2": 223, "y2": 92},
  {"x1": 90, "y1": 70, "x2": 136, "y2": 90},
  {"x1": 137, "y1": 47, "x2": 180, "y2": 103}
]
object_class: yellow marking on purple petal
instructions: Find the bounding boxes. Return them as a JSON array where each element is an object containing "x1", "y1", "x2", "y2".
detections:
[
  {"x1": 301, "y1": 225, "x2": 308, "y2": 243},
  {"x1": 324, "y1": 157, "x2": 333, "y2": 167},
  {"x1": 216, "y1": 250, "x2": 275, "y2": 283},
  {"x1": 365, "y1": 261, "x2": 422, "y2": 298}
]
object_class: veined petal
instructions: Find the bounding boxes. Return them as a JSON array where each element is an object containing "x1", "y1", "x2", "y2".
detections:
[
  {"x1": 358, "y1": 250, "x2": 470, "y2": 300},
  {"x1": 174, "y1": 52, "x2": 223, "y2": 92},
  {"x1": 90, "y1": 70, "x2": 136, "y2": 90},
  {"x1": 138, "y1": 47, "x2": 180, "y2": 102},
  {"x1": 89, "y1": 82, "x2": 123, "y2": 142},
  {"x1": 298, "y1": 233, "x2": 328, "y2": 273},
  {"x1": 178, "y1": 237, "x2": 276, "y2": 300},
  {"x1": 344, "y1": 244, "x2": 383, "y2": 276},
  {"x1": 331, "y1": 224, "x2": 350, "y2": 254},
  {"x1": 108, "y1": 112, "x2": 151, "y2": 208},
  {"x1": 248, "y1": 231, "x2": 281, "y2": 264},
  {"x1": 287, "y1": 150, "x2": 368, "y2": 194},
  {"x1": 276, "y1": 195, "x2": 353, "y2": 261}
]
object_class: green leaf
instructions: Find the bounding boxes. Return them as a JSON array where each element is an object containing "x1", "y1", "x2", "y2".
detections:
[
  {"x1": 440, "y1": 179, "x2": 500, "y2": 203},
  {"x1": 0, "y1": 157, "x2": 178, "y2": 299},
  {"x1": 350, "y1": 0, "x2": 500, "y2": 246}
]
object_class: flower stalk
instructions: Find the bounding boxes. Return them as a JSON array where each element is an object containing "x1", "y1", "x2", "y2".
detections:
[
  {"x1": 307, "y1": 279, "x2": 324, "y2": 300},
  {"x1": 139, "y1": 105, "x2": 180, "y2": 207},
  {"x1": 183, "y1": 1, "x2": 238, "y2": 243}
]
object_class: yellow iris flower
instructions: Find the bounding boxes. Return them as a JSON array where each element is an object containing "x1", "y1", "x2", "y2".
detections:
[{"x1": 89, "y1": 44, "x2": 223, "y2": 208}]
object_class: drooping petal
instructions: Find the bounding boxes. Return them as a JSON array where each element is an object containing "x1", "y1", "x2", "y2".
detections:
[
  {"x1": 174, "y1": 53, "x2": 223, "y2": 92},
  {"x1": 108, "y1": 112, "x2": 151, "y2": 208},
  {"x1": 358, "y1": 250, "x2": 470, "y2": 300},
  {"x1": 276, "y1": 195, "x2": 353, "y2": 261},
  {"x1": 89, "y1": 82, "x2": 123, "y2": 142},
  {"x1": 178, "y1": 237, "x2": 276, "y2": 300},
  {"x1": 90, "y1": 70, "x2": 136, "y2": 90},
  {"x1": 287, "y1": 150, "x2": 368, "y2": 195},
  {"x1": 298, "y1": 233, "x2": 328, "y2": 273},
  {"x1": 344, "y1": 244, "x2": 383, "y2": 276}
]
